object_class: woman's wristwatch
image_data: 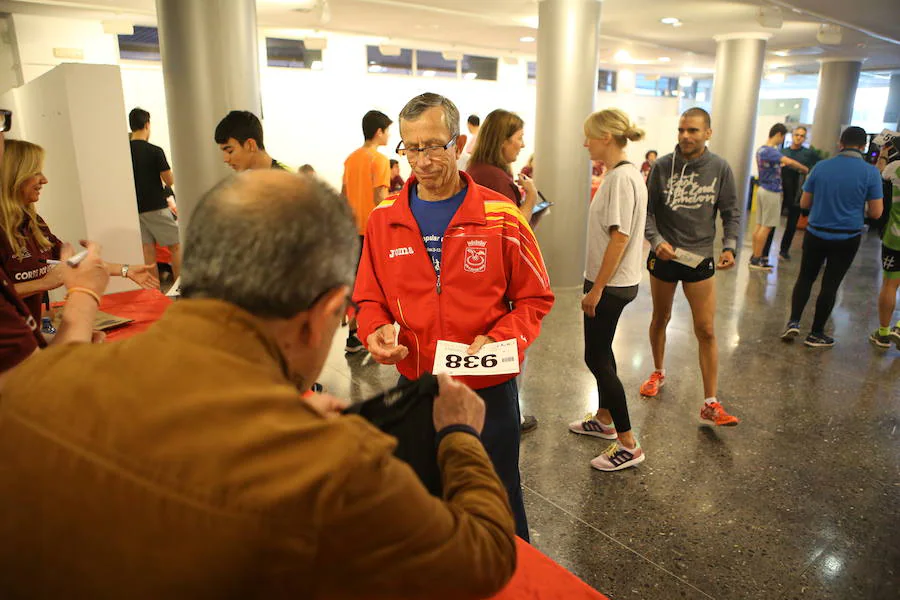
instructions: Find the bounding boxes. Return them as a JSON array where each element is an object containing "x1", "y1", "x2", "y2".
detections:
[{"x1": 121, "y1": 264, "x2": 129, "y2": 278}]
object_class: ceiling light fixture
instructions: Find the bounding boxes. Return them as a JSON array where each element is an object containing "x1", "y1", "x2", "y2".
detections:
[
  {"x1": 773, "y1": 50, "x2": 790, "y2": 57},
  {"x1": 660, "y1": 17, "x2": 680, "y2": 25},
  {"x1": 613, "y1": 49, "x2": 632, "y2": 63},
  {"x1": 658, "y1": 56, "x2": 671, "y2": 62},
  {"x1": 520, "y1": 36, "x2": 536, "y2": 43}
]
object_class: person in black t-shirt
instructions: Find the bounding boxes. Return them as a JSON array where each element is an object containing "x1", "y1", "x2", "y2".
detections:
[{"x1": 129, "y1": 108, "x2": 180, "y2": 285}]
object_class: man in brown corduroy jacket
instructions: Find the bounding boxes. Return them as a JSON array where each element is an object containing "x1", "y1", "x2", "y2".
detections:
[{"x1": 0, "y1": 170, "x2": 516, "y2": 599}]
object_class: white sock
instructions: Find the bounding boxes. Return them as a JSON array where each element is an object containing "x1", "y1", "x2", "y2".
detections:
[
  {"x1": 656, "y1": 368, "x2": 666, "y2": 377},
  {"x1": 704, "y1": 397, "x2": 717, "y2": 406}
]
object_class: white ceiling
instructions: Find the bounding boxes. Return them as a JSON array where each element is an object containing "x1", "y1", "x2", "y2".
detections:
[{"x1": 4, "y1": 0, "x2": 900, "y2": 75}]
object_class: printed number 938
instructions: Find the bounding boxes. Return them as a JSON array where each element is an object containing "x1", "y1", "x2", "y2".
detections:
[{"x1": 445, "y1": 354, "x2": 498, "y2": 369}]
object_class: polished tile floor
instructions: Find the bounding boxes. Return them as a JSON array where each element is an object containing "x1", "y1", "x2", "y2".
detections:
[{"x1": 318, "y1": 226, "x2": 899, "y2": 600}]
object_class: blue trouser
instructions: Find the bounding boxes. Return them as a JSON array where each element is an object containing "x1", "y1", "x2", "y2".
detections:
[{"x1": 399, "y1": 375, "x2": 529, "y2": 541}]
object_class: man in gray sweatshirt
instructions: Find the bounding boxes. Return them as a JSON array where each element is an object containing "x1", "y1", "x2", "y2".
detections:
[{"x1": 641, "y1": 107, "x2": 741, "y2": 427}]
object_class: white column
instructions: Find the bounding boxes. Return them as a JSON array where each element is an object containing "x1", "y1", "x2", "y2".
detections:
[
  {"x1": 534, "y1": 0, "x2": 602, "y2": 287},
  {"x1": 709, "y1": 33, "x2": 769, "y2": 237},
  {"x1": 155, "y1": 0, "x2": 262, "y2": 235},
  {"x1": 811, "y1": 60, "x2": 862, "y2": 155}
]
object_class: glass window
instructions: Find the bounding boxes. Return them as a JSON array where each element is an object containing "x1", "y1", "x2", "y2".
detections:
[
  {"x1": 461, "y1": 55, "x2": 498, "y2": 81},
  {"x1": 597, "y1": 69, "x2": 617, "y2": 92},
  {"x1": 266, "y1": 38, "x2": 323, "y2": 69},
  {"x1": 415, "y1": 50, "x2": 457, "y2": 78},
  {"x1": 118, "y1": 26, "x2": 160, "y2": 62},
  {"x1": 367, "y1": 45, "x2": 413, "y2": 76}
]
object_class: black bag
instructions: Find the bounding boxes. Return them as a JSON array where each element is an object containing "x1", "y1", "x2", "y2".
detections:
[{"x1": 343, "y1": 374, "x2": 443, "y2": 497}]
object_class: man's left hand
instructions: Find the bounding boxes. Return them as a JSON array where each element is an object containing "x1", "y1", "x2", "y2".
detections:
[
  {"x1": 716, "y1": 250, "x2": 735, "y2": 270},
  {"x1": 467, "y1": 335, "x2": 496, "y2": 355},
  {"x1": 303, "y1": 392, "x2": 349, "y2": 418}
]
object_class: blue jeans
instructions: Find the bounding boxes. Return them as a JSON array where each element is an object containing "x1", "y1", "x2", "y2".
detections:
[{"x1": 398, "y1": 375, "x2": 529, "y2": 541}]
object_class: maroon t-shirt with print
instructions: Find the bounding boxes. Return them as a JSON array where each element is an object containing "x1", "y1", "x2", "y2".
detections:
[
  {"x1": 0, "y1": 262, "x2": 46, "y2": 372},
  {"x1": 0, "y1": 215, "x2": 62, "y2": 321}
]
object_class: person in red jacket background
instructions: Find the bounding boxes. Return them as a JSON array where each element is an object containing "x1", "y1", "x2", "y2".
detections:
[{"x1": 353, "y1": 93, "x2": 554, "y2": 541}]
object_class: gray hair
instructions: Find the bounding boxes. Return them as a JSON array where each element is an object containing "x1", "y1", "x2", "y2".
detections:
[
  {"x1": 180, "y1": 171, "x2": 358, "y2": 319},
  {"x1": 399, "y1": 92, "x2": 460, "y2": 139}
]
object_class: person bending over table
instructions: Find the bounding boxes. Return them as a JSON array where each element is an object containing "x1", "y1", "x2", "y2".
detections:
[{"x1": 0, "y1": 139, "x2": 157, "y2": 322}]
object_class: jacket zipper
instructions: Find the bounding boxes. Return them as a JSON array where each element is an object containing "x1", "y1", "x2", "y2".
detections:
[{"x1": 396, "y1": 298, "x2": 420, "y2": 376}]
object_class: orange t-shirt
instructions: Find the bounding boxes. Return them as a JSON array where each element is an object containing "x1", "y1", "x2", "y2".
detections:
[{"x1": 343, "y1": 146, "x2": 391, "y2": 234}]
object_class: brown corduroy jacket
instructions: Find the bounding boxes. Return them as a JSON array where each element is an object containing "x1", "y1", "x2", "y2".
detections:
[{"x1": 0, "y1": 299, "x2": 516, "y2": 599}]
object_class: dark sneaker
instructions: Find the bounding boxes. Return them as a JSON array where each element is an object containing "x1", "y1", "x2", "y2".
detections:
[
  {"x1": 804, "y1": 332, "x2": 835, "y2": 348},
  {"x1": 311, "y1": 382, "x2": 324, "y2": 393},
  {"x1": 869, "y1": 329, "x2": 892, "y2": 349},
  {"x1": 345, "y1": 334, "x2": 366, "y2": 354},
  {"x1": 781, "y1": 321, "x2": 801, "y2": 341},
  {"x1": 891, "y1": 326, "x2": 900, "y2": 349},
  {"x1": 749, "y1": 256, "x2": 772, "y2": 271},
  {"x1": 521, "y1": 414, "x2": 539, "y2": 434}
]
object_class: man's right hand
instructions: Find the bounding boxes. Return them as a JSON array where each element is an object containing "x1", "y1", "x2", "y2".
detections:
[
  {"x1": 61, "y1": 242, "x2": 109, "y2": 297},
  {"x1": 655, "y1": 242, "x2": 676, "y2": 261},
  {"x1": 366, "y1": 324, "x2": 409, "y2": 365},
  {"x1": 433, "y1": 373, "x2": 486, "y2": 434}
]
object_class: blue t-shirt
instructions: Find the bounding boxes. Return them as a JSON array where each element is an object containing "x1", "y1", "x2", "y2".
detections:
[
  {"x1": 803, "y1": 151, "x2": 883, "y2": 241},
  {"x1": 409, "y1": 184, "x2": 467, "y2": 274},
  {"x1": 756, "y1": 145, "x2": 784, "y2": 193}
]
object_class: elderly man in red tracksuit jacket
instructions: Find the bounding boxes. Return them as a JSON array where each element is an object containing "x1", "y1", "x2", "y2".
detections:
[{"x1": 354, "y1": 93, "x2": 554, "y2": 541}]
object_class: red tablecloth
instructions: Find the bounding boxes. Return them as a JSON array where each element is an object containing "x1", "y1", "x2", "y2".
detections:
[{"x1": 96, "y1": 290, "x2": 608, "y2": 600}]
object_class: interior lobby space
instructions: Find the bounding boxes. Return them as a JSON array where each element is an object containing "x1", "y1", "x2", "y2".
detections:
[{"x1": 0, "y1": 0, "x2": 897, "y2": 598}]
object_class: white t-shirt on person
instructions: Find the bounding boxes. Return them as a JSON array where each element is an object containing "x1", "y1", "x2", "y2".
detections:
[{"x1": 584, "y1": 162, "x2": 648, "y2": 287}]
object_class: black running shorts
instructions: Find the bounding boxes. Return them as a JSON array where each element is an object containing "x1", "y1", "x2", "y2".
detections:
[{"x1": 647, "y1": 250, "x2": 715, "y2": 283}]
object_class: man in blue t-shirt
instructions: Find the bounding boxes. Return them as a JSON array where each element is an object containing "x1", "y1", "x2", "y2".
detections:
[
  {"x1": 781, "y1": 126, "x2": 884, "y2": 347},
  {"x1": 750, "y1": 123, "x2": 809, "y2": 270}
]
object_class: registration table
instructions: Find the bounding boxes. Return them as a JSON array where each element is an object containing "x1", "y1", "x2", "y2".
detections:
[{"x1": 97, "y1": 290, "x2": 609, "y2": 600}]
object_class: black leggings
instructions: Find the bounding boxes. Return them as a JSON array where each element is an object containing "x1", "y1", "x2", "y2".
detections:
[
  {"x1": 583, "y1": 281, "x2": 638, "y2": 433},
  {"x1": 790, "y1": 232, "x2": 861, "y2": 333}
]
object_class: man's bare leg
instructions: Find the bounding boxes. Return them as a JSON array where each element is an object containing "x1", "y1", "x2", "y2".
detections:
[
  {"x1": 648, "y1": 275, "x2": 677, "y2": 370},
  {"x1": 141, "y1": 243, "x2": 160, "y2": 288},
  {"x1": 167, "y1": 243, "x2": 182, "y2": 281},
  {"x1": 682, "y1": 277, "x2": 717, "y2": 399}
]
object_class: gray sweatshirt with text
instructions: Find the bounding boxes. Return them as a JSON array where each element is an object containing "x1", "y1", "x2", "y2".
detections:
[{"x1": 645, "y1": 146, "x2": 741, "y2": 258}]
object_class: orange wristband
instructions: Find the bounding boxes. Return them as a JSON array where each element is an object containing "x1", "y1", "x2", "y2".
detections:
[{"x1": 65, "y1": 287, "x2": 101, "y2": 306}]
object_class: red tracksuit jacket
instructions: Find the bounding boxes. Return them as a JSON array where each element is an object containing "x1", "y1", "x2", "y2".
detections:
[{"x1": 353, "y1": 172, "x2": 555, "y2": 390}]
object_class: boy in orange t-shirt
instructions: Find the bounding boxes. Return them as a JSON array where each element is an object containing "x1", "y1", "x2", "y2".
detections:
[{"x1": 342, "y1": 110, "x2": 392, "y2": 353}]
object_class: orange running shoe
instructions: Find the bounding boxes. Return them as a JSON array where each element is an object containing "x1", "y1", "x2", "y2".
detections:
[
  {"x1": 639, "y1": 371, "x2": 666, "y2": 397},
  {"x1": 699, "y1": 401, "x2": 740, "y2": 426}
]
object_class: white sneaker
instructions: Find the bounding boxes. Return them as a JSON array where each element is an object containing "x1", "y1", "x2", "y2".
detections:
[
  {"x1": 590, "y1": 442, "x2": 645, "y2": 472},
  {"x1": 568, "y1": 414, "x2": 617, "y2": 439}
]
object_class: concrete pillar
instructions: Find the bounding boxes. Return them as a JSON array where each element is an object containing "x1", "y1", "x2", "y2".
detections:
[
  {"x1": 811, "y1": 60, "x2": 862, "y2": 155},
  {"x1": 155, "y1": 0, "x2": 262, "y2": 235},
  {"x1": 534, "y1": 0, "x2": 601, "y2": 288},
  {"x1": 708, "y1": 34, "x2": 769, "y2": 235}
]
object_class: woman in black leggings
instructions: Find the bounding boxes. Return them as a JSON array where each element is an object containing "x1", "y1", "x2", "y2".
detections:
[{"x1": 568, "y1": 108, "x2": 648, "y2": 472}]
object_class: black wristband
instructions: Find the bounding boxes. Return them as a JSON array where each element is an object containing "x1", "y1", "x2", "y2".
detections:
[{"x1": 435, "y1": 424, "x2": 481, "y2": 448}]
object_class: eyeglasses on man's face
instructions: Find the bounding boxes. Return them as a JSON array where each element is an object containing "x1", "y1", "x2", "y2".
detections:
[{"x1": 395, "y1": 135, "x2": 457, "y2": 160}]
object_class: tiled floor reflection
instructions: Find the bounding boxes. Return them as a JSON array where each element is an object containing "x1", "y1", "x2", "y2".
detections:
[{"x1": 319, "y1": 227, "x2": 899, "y2": 600}]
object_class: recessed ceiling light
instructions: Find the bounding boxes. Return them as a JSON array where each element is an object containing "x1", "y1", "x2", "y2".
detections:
[
  {"x1": 658, "y1": 56, "x2": 671, "y2": 62},
  {"x1": 613, "y1": 49, "x2": 632, "y2": 63},
  {"x1": 520, "y1": 36, "x2": 536, "y2": 43},
  {"x1": 660, "y1": 17, "x2": 680, "y2": 25},
  {"x1": 773, "y1": 50, "x2": 789, "y2": 57}
]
